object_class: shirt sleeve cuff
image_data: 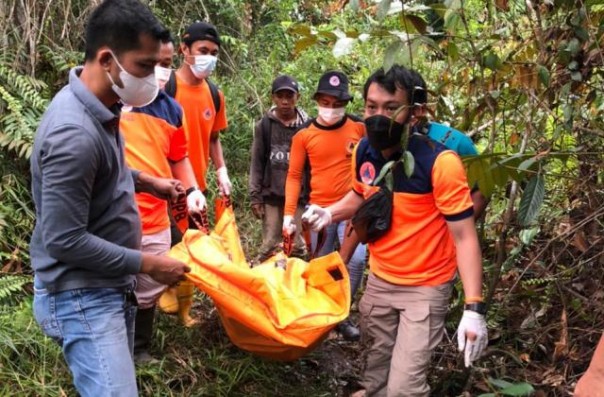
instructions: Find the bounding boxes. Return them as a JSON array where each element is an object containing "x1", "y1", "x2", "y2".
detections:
[
  {"x1": 122, "y1": 248, "x2": 143, "y2": 274},
  {"x1": 444, "y1": 206, "x2": 474, "y2": 222}
]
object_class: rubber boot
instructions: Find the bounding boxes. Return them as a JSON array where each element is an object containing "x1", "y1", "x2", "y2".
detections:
[
  {"x1": 158, "y1": 287, "x2": 179, "y2": 314},
  {"x1": 336, "y1": 318, "x2": 360, "y2": 342},
  {"x1": 177, "y1": 280, "x2": 199, "y2": 327},
  {"x1": 133, "y1": 306, "x2": 159, "y2": 364}
]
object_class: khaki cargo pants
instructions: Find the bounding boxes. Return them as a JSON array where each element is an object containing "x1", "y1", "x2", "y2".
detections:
[{"x1": 359, "y1": 273, "x2": 453, "y2": 397}]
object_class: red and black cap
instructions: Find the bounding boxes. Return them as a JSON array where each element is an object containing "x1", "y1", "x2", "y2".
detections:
[
  {"x1": 182, "y1": 21, "x2": 221, "y2": 47},
  {"x1": 313, "y1": 70, "x2": 352, "y2": 101}
]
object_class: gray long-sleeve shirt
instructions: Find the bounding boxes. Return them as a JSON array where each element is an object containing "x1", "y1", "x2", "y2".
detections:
[{"x1": 30, "y1": 67, "x2": 142, "y2": 292}]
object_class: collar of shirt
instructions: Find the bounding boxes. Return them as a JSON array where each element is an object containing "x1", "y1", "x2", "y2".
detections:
[{"x1": 69, "y1": 66, "x2": 121, "y2": 129}]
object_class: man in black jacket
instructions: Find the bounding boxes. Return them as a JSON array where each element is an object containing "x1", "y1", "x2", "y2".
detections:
[{"x1": 249, "y1": 75, "x2": 308, "y2": 261}]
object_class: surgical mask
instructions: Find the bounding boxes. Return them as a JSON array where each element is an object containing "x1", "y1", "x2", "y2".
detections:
[
  {"x1": 107, "y1": 52, "x2": 158, "y2": 107},
  {"x1": 317, "y1": 106, "x2": 346, "y2": 126},
  {"x1": 187, "y1": 55, "x2": 217, "y2": 79},
  {"x1": 154, "y1": 65, "x2": 172, "y2": 89},
  {"x1": 365, "y1": 115, "x2": 406, "y2": 151}
]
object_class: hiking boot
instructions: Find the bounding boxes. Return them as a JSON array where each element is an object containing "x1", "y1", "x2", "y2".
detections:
[
  {"x1": 134, "y1": 306, "x2": 159, "y2": 365},
  {"x1": 336, "y1": 319, "x2": 360, "y2": 342}
]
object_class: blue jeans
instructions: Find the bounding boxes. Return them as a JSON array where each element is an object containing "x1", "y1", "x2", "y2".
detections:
[
  {"x1": 311, "y1": 221, "x2": 366, "y2": 299},
  {"x1": 33, "y1": 280, "x2": 138, "y2": 397}
]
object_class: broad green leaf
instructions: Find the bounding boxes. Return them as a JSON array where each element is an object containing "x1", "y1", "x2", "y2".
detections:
[
  {"x1": 483, "y1": 52, "x2": 501, "y2": 70},
  {"x1": 384, "y1": 40, "x2": 403, "y2": 72},
  {"x1": 467, "y1": 157, "x2": 495, "y2": 197},
  {"x1": 294, "y1": 36, "x2": 317, "y2": 54},
  {"x1": 444, "y1": 9, "x2": 461, "y2": 33},
  {"x1": 500, "y1": 382, "x2": 535, "y2": 396},
  {"x1": 567, "y1": 38, "x2": 581, "y2": 56},
  {"x1": 520, "y1": 227, "x2": 540, "y2": 245},
  {"x1": 403, "y1": 151, "x2": 415, "y2": 177},
  {"x1": 518, "y1": 157, "x2": 537, "y2": 172},
  {"x1": 377, "y1": 0, "x2": 393, "y2": 21},
  {"x1": 537, "y1": 65, "x2": 550, "y2": 87},
  {"x1": 289, "y1": 24, "x2": 311, "y2": 37},
  {"x1": 446, "y1": 40, "x2": 459, "y2": 61},
  {"x1": 478, "y1": 394, "x2": 497, "y2": 397},
  {"x1": 488, "y1": 377, "x2": 515, "y2": 389},
  {"x1": 574, "y1": 26, "x2": 589, "y2": 41},
  {"x1": 400, "y1": 15, "x2": 428, "y2": 34},
  {"x1": 518, "y1": 175, "x2": 545, "y2": 226},
  {"x1": 385, "y1": 172, "x2": 394, "y2": 191},
  {"x1": 429, "y1": 3, "x2": 448, "y2": 17},
  {"x1": 571, "y1": 71, "x2": 582, "y2": 81},
  {"x1": 490, "y1": 160, "x2": 509, "y2": 188},
  {"x1": 375, "y1": 160, "x2": 396, "y2": 186},
  {"x1": 317, "y1": 30, "x2": 338, "y2": 41}
]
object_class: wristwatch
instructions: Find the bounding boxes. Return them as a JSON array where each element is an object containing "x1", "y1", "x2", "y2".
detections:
[{"x1": 464, "y1": 302, "x2": 487, "y2": 315}]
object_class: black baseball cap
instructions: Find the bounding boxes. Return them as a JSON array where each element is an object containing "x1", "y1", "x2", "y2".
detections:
[
  {"x1": 272, "y1": 75, "x2": 299, "y2": 94},
  {"x1": 182, "y1": 21, "x2": 221, "y2": 47},
  {"x1": 313, "y1": 71, "x2": 352, "y2": 101}
]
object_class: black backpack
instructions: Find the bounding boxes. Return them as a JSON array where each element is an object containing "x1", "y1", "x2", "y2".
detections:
[{"x1": 164, "y1": 70, "x2": 221, "y2": 113}]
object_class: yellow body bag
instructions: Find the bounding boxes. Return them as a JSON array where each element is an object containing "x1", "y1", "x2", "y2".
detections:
[{"x1": 168, "y1": 205, "x2": 350, "y2": 361}]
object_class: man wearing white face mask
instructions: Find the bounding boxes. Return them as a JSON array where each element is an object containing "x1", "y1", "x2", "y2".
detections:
[
  {"x1": 120, "y1": 36, "x2": 205, "y2": 363},
  {"x1": 171, "y1": 21, "x2": 231, "y2": 203},
  {"x1": 283, "y1": 70, "x2": 366, "y2": 341},
  {"x1": 29, "y1": 0, "x2": 191, "y2": 394}
]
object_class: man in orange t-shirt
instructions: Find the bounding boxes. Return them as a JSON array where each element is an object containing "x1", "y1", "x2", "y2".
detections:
[
  {"x1": 173, "y1": 21, "x2": 230, "y2": 199},
  {"x1": 302, "y1": 65, "x2": 488, "y2": 395},
  {"x1": 121, "y1": 38, "x2": 205, "y2": 363},
  {"x1": 283, "y1": 70, "x2": 366, "y2": 341}
]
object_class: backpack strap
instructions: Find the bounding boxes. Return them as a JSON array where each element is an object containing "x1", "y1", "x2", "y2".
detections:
[
  {"x1": 165, "y1": 70, "x2": 177, "y2": 98},
  {"x1": 261, "y1": 115, "x2": 272, "y2": 159},
  {"x1": 206, "y1": 79, "x2": 221, "y2": 114}
]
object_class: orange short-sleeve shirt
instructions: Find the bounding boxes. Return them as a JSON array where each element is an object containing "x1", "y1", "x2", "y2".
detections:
[
  {"x1": 352, "y1": 136, "x2": 474, "y2": 286},
  {"x1": 284, "y1": 116, "x2": 365, "y2": 216},
  {"x1": 121, "y1": 92, "x2": 188, "y2": 235},
  {"x1": 175, "y1": 75, "x2": 228, "y2": 191}
]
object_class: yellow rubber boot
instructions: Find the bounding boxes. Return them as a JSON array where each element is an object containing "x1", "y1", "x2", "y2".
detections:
[
  {"x1": 158, "y1": 287, "x2": 178, "y2": 314},
  {"x1": 177, "y1": 280, "x2": 199, "y2": 327}
]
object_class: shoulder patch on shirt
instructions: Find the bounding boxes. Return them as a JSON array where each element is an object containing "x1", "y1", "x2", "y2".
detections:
[
  {"x1": 360, "y1": 161, "x2": 376, "y2": 185},
  {"x1": 203, "y1": 108, "x2": 213, "y2": 121}
]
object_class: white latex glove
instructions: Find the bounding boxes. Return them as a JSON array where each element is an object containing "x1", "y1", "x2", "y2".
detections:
[
  {"x1": 186, "y1": 188, "x2": 206, "y2": 215},
  {"x1": 282, "y1": 215, "x2": 297, "y2": 236},
  {"x1": 457, "y1": 310, "x2": 488, "y2": 367},
  {"x1": 216, "y1": 166, "x2": 232, "y2": 196},
  {"x1": 301, "y1": 204, "x2": 332, "y2": 232}
]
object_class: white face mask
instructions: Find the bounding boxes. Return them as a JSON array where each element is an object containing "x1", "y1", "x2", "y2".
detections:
[
  {"x1": 187, "y1": 55, "x2": 217, "y2": 79},
  {"x1": 107, "y1": 52, "x2": 158, "y2": 107},
  {"x1": 154, "y1": 65, "x2": 172, "y2": 89},
  {"x1": 318, "y1": 106, "x2": 346, "y2": 126}
]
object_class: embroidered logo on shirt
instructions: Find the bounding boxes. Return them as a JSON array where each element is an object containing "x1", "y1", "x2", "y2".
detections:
[
  {"x1": 360, "y1": 162, "x2": 376, "y2": 185},
  {"x1": 203, "y1": 108, "x2": 213, "y2": 120}
]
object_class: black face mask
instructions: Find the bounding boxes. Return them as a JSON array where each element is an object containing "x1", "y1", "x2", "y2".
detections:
[{"x1": 365, "y1": 115, "x2": 406, "y2": 151}]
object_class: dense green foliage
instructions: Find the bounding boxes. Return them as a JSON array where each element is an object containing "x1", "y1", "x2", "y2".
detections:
[{"x1": 0, "y1": 0, "x2": 602, "y2": 395}]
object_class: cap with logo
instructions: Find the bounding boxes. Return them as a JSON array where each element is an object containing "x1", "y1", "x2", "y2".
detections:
[
  {"x1": 313, "y1": 70, "x2": 352, "y2": 101},
  {"x1": 272, "y1": 75, "x2": 299, "y2": 94},
  {"x1": 182, "y1": 21, "x2": 221, "y2": 47}
]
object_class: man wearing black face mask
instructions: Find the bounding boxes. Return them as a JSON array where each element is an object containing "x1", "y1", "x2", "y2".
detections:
[{"x1": 302, "y1": 65, "x2": 487, "y2": 396}]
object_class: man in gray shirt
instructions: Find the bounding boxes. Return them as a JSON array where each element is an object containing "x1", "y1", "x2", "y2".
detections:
[{"x1": 30, "y1": 0, "x2": 190, "y2": 395}]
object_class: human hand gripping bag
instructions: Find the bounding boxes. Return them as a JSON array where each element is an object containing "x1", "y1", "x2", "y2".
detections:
[{"x1": 168, "y1": 198, "x2": 351, "y2": 361}]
